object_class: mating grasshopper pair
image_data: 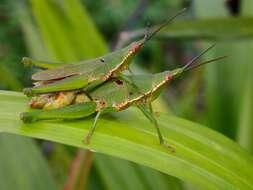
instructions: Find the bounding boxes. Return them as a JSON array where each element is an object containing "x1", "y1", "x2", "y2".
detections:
[{"x1": 20, "y1": 9, "x2": 225, "y2": 151}]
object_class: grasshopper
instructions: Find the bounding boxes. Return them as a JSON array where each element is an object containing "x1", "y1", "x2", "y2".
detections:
[
  {"x1": 21, "y1": 44, "x2": 226, "y2": 151},
  {"x1": 22, "y1": 9, "x2": 186, "y2": 97}
]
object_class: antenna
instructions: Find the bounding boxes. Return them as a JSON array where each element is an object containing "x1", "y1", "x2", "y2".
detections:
[
  {"x1": 185, "y1": 55, "x2": 228, "y2": 71},
  {"x1": 182, "y1": 44, "x2": 216, "y2": 71},
  {"x1": 143, "y1": 21, "x2": 151, "y2": 42},
  {"x1": 142, "y1": 8, "x2": 187, "y2": 44}
]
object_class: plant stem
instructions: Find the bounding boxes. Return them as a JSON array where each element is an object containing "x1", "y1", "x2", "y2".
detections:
[{"x1": 63, "y1": 150, "x2": 93, "y2": 190}]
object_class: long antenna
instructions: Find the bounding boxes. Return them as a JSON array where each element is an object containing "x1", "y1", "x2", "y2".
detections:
[
  {"x1": 143, "y1": 8, "x2": 187, "y2": 43},
  {"x1": 185, "y1": 55, "x2": 228, "y2": 72},
  {"x1": 182, "y1": 44, "x2": 216, "y2": 71}
]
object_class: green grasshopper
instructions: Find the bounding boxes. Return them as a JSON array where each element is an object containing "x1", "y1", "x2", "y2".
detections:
[
  {"x1": 22, "y1": 9, "x2": 186, "y2": 97},
  {"x1": 21, "y1": 44, "x2": 226, "y2": 151}
]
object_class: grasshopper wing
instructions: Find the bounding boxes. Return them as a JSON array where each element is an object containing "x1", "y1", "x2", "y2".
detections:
[{"x1": 32, "y1": 44, "x2": 134, "y2": 81}]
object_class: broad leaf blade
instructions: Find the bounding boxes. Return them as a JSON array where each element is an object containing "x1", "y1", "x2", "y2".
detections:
[
  {"x1": 0, "y1": 134, "x2": 57, "y2": 190},
  {"x1": 94, "y1": 154, "x2": 183, "y2": 190},
  {"x1": 95, "y1": 154, "x2": 148, "y2": 190},
  {"x1": 236, "y1": 0, "x2": 253, "y2": 153},
  {"x1": 120, "y1": 17, "x2": 253, "y2": 46},
  {"x1": 193, "y1": 0, "x2": 240, "y2": 138},
  {"x1": 30, "y1": 0, "x2": 107, "y2": 61},
  {"x1": 161, "y1": 17, "x2": 253, "y2": 41},
  {"x1": 0, "y1": 90, "x2": 253, "y2": 190}
]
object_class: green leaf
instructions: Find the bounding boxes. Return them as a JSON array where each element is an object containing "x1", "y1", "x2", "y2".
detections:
[
  {"x1": 0, "y1": 134, "x2": 57, "y2": 190},
  {"x1": 30, "y1": 0, "x2": 107, "y2": 61},
  {"x1": 161, "y1": 17, "x2": 253, "y2": 41},
  {"x1": 236, "y1": 0, "x2": 253, "y2": 153},
  {"x1": 95, "y1": 154, "x2": 149, "y2": 190},
  {"x1": 1, "y1": 90, "x2": 253, "y2": 190},
  {"x1": 120, "y1": 17, "x2": 253, "y2": 47},
  {"x1": 237, "y1": 78, "x2": 253, "y2": 153},
  {"x1": 131, "y1": 162, "x2": 183, "y2": 190},
  {"x1": 18, "y1": 4, "x2": 49, "y2": 59},
  {"x1": 0, "y1": 64, "x2": 23, "y2": 91},
  {"x1": 94, "y1": 154, "x2": 183, "y2": 190},
  {"x1": 193, "y1": 0, "x2": 240, "y2": 138}
]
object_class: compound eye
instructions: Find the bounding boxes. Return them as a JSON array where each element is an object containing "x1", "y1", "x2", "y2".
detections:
[
  {"x1": 132, "y1": 43, "x2": 141, "y2": 52},
  {"x1": 166, "y1": 75, "x2": 173, "y2": 80}
]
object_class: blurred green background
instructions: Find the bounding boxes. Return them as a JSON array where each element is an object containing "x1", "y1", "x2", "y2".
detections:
[{"x1": 0, "y1": 0, "x2": 252, "y2": 189}]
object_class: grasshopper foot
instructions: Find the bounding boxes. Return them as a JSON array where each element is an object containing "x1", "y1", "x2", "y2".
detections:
[
  {"x1": 83, "y1": 135, "x2": 91, "y2": 144},
  {"x1": 161, "y1": 143, "x2": 176, "y2": 153}
]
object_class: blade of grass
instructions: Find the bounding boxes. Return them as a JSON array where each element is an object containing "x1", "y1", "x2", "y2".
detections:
[
  {"x1": 30, "y1": 0, "x2": 78, "y2": 61},
  {"x1": 0, "y1": 134, "x2": 57, "y2": 190},
  {"x1": 0, "y1": 64, "x2": 22, "y2": 91},
  {"x1": 62, "y1": 0, "x2": 107, "y2": 58},
  {"x1": 94, "y1": 154, "x2": 148, "y2": 190},
  {"x1": 30, "y1": 0, "x2": 107, "y2": 61},
  {"x1": 0, "y1": 90, "x2": 253, "y2": 190},
  {"x1": 194, "y1": 0, "x2": 241, "y2": 138},
  {"x1": 18, "y1": 4, "x2": 49, "y2": 59},
  {"x1": 117, "y1": 17, "x2": 253, "y2": 47},
  {"x1": 94, "y1": 154, "x2": 183, "y2": 190},
  {"x1": 237, "y1": 78, "x2": 253, "y2": 152},
  {"x1": 236, "y1": 0, "x2": 253, "y2": 153},
  {"x1": 160, "y1": 17, "x2": 253, "y2": 41},
  {"x1": 133, "y1": 163, "x2": 183, "y2": 190}
]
